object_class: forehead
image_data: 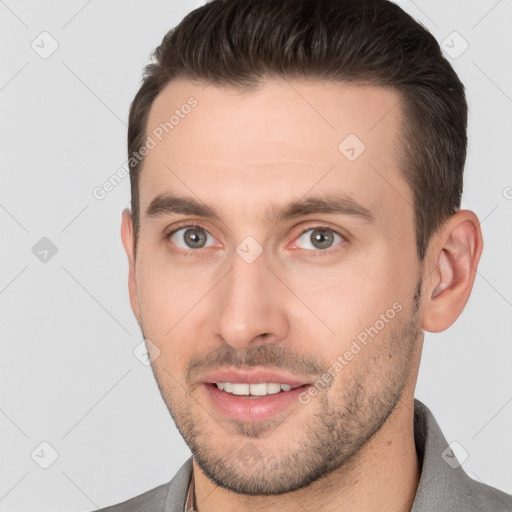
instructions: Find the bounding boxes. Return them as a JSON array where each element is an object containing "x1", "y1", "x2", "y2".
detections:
[{"x1": 139, "y1": 78, "x2": 412, "y2": 224}]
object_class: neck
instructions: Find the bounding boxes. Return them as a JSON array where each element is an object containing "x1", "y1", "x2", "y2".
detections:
[{"x1": 192, "y1": 391, "x2": 420, "y2": 512}]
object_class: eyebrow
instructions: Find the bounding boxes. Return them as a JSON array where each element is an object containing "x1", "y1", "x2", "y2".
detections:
[{"x1": 145, "y1": 193, "x2": 375, "y2": 224}]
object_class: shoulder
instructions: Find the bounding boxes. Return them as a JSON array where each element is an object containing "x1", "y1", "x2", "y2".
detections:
[
  {"x1": 463, "y1": 478, "x2": 512, "y2": 511},
  {"x1": 95, "y1": 481, "x2": 170, "y2": 512},
  {"x1": 438, "y1": 475, "x2": 512, "y2": 511},
  {"x1": 93, "y1": 457, "x2": 193, "y2": 512},
  {"x1": 413, "y1": 399, "x2": 512, "y2": 511}
]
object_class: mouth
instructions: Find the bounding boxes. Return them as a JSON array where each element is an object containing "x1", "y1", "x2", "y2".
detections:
[
  {"x1": 196, "y1": 367, "x2": 314, "y2": 423},
  {"x1": 212, "y1": 381, "x2": 304, "y2": 397},
  {"x1": 202, "y1": 381, "x2": 311, "y2": 423}
]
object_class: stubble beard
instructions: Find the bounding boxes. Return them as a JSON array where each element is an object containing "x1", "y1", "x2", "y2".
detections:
[{"x1": 143, "y1": 280, "x2": 423, "y2": 496}]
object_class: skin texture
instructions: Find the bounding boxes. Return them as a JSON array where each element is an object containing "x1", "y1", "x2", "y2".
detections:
[{"x1": 121, "y1": 79, "x2": 483, "y2": 511}]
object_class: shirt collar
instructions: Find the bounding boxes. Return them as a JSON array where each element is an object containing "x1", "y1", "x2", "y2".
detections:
[{"x1": 184, "y1": 465, "x2": 196, "y2": 512}]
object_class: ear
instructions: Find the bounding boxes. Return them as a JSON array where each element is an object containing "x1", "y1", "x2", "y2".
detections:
[
  {"x1": 121, "y1": 209, "x2": 141, "y2": 324},
  {"x1": 422, "y1": 210, "x2": 483, "y2": 332}
]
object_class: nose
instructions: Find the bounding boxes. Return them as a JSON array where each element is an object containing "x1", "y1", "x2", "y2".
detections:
[{"x1": 213, "y1": 247, "x2": 290, "y2": 351}]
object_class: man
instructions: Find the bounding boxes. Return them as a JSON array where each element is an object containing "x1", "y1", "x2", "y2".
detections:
[{"x1": 98, "y1": 0, "x2": 512, "y2": 510}]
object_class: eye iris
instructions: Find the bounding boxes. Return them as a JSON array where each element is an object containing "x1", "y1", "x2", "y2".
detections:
[
  {"x1": 311, "y1": 229, "x2": 334, "y2": 249},
  {"x1": 184, "y1": 227, "x2": 207, "y2": 248}
]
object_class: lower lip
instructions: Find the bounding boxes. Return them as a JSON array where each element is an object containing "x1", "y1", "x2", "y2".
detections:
[{"x1": 203, "y1": 383, "x2": 308, "y2": 423}]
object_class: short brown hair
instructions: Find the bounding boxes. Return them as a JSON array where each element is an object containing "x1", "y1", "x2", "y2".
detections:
[{"x1": 128, "y1": 0, "x2": 467, "y2": 260}]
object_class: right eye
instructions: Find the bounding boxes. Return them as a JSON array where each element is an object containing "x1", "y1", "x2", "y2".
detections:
[{"x1": 167, "y1": 225, "x2": 217, "y2": 251}]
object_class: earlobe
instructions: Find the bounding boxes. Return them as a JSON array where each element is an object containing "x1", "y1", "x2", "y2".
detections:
[
  {"x1": 120, "y1": 209, "x2": 141, "y2": 323},
  {"x1": 422, "y1": 211, "x2": 483, "y2": 333}
]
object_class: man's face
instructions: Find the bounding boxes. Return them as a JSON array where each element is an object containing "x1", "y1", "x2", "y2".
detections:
[{"x1": 125, "y1": 79, "x2": 424, "y2": 495}]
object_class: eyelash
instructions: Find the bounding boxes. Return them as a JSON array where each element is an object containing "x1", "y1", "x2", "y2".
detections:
[
  {"x1": 293, "y1": 226, "x2": 346, "y2": 258},
  {"x1": 165, "y1": 222, "x2": 347, "y2": 258}
]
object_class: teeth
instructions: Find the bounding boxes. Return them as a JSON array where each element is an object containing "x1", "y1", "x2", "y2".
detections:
[
  {"x1": 266, "y1": 383, "x2": 281, "y2": 394},
  {"x1": 232, "y1": 383, "x2": 250, "y2": 395},
  {"x1": 215, "y1": 382, "x2": 295, "y2": 396},
  {"x1": 249, "y1": 383, "x2": 267, "y2": 396}
]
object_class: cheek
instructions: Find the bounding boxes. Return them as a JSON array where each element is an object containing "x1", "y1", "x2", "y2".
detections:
[
  {"x1": 285, "y1": 251, "x2": 410, "y2": 362},
  {"x1": 135, "y1": 248, "x2": 215, "y2": 373},
  {"x1": 135, "y1": 248, "x2": 210, "y2": 328}
]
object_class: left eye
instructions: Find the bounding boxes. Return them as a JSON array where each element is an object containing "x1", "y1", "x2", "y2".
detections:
[
  {"x1": 168, "y1": 226, "x2": 216, "y2": 249},
  {"x1": 295, "y1": 228, "x2": 344, "y2": 250}
]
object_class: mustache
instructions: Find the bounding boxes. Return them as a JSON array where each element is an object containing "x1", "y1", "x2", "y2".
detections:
[{"x1": 186, "y1": 343, "x2": 328, "y2": 385}]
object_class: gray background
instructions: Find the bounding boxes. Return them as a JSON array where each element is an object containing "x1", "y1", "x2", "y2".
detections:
[{"x1": 1, "y1": 1, "x2": 511, "y2": 510}]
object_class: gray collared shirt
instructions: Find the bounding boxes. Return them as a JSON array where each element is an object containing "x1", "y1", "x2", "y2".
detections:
[{"x1": 96, "y1": 399, "x2": 512, "y2": 511}]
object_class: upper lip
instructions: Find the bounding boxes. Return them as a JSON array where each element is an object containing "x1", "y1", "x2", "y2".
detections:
[{"x1": 200, "y1": 367, "x2": 312, "y2": 387}]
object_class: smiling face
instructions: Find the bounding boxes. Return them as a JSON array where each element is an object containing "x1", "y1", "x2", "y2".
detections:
[{"x1": 122, "y1": 78, "x2": 425, "y2": 495}]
